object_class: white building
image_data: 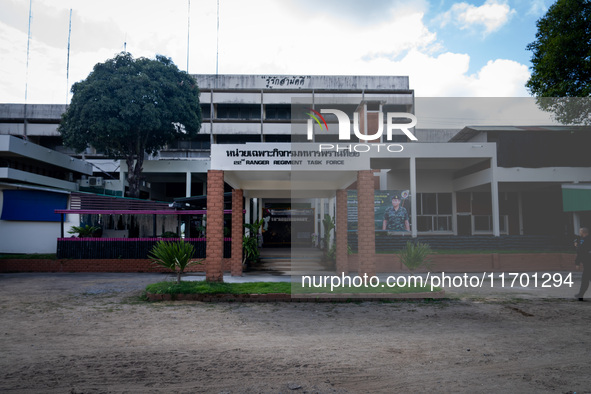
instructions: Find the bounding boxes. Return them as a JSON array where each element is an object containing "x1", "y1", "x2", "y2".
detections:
[{"x1": 1, "y1": 74, "x2": 590, "y2": 254}]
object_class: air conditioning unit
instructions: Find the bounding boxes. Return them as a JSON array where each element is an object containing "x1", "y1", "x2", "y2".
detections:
[{"x1": 88, "y1": 176, "x2": 104, "y2": 187}]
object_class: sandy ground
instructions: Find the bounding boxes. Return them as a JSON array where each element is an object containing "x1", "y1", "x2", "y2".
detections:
[{"x1": 0, "y1": 272, "x2": 590, "y2": 393}]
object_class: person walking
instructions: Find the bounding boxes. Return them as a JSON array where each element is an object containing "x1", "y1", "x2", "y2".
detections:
[{"x1": 574, "y1": 227, "x2": 591, "y2": 301}]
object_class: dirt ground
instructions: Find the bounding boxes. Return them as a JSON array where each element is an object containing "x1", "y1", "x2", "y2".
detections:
[{"x1": 0, "y1": 272, "x2": 590, "y2": 393}]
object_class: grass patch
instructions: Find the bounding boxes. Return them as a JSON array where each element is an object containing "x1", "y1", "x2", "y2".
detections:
[
  {"x1": 146, "y1": 281, "x2": 292, "y2": 295},
  {"x1": 146, "y1": 280, "x2": 441, "y2": 296},
  {"x1": 0, "y1": 253, "x2": 56, "y2": 260}
]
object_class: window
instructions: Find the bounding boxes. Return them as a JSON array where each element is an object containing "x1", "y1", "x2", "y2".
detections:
[
  {"x1": 200, "y1": 104, "x2": 211, "y2": 119},
  {"x1": 265, "y1": 104, "x2": 291, "y2": 120},
  {"x1": 215, "y1": 134, "x2": 261, "y2": 144},
  {"x1": 216, "y1": 104, "x2": 260, "y2": 120},
  {"x1": 416, "y1": 193, "x2": 452, "y2": 232},
  {"x1": 473, "y1": 215, "x2": 508, "y2": 233},
  {"x1": 265, "y1": 135, "x2": 291, "y2": 143}
]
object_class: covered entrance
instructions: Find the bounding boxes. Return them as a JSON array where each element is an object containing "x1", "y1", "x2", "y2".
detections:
[{"x1": 260, "y1": 202, "x2": 315, "y2": 247}]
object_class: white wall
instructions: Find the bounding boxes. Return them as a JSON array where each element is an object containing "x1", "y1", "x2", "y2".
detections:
[
  {"x1": 0, "y1": 220, "x2": 63, "y2": 253},
  {"x1": 386, "y1": 169, "x2": 455, "y2": 192},
  {"x1": 386, "y1": 170, "x2": 409, "y2": 190},
  {"x1": 0, "y1": 188, "x2": 78, "y2": 254},
  {"x1": 416, "y1": 170, "x2": 455, "y2": 192}
]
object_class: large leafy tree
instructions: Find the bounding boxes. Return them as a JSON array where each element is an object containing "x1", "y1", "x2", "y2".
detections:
[
  {"x1": 59, "y1": 52, "x2": 202, "y2": 197},
  {"x1": 526, "y1": 0, "x2": 591, "y2": 124}
]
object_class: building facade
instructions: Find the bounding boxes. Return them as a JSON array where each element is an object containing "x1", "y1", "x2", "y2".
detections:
[{"x1": 1, "y1": 74, "x2": 590, "y2": 264}]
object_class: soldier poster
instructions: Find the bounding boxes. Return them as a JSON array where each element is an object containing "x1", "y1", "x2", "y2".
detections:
[{"x1": 347, "y1": 190, "x2": 412, "y2": 233}]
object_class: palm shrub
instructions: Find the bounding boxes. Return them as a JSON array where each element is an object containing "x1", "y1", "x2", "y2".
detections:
[
  {"x1": 322, "y1": 214, "x2": 335, "y2": 250},
  {"x1": 148, "y1": 240, "x2": 202, "y2": 284},
  {"x1": 399, "y1": 241, "x2": 433, "y2": 271},
  {"x1": 243, "y1": 219, "x2": 263, "y2": 265},
  {"x1": 68, "y1": 224, "x2": 100, "y2": 238}
]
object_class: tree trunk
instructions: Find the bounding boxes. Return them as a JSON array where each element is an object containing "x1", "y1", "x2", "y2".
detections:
[{"x1": 126, "y1": 153, "x2": 144, "y2": 199}]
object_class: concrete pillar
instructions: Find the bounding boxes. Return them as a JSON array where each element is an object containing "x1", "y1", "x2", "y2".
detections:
[
  {"x1": 410, "y1": 156, "x2": 418, "y2": 238},
  {"x1": 119, "y1": 161, "x2": 126, "y2": 196},
  {"x1": 313, "y1": 198, "x2": 319, "y2": 246},
  {"x1": 244, "y1": 197, "x2": 251, "y2": 236},
  {"x1": 379, "y1": 169, "x2": 388, "y2": 190},
  {"x1": 328, "y1": 196, "x2": 335, "y2": 248},
  {"x1": 205, "y1": 170, "x2": 224, "y2": 282},
  {"x1": 231, "y1": 189, "x2": 243, "y2": 276},
  {"x1": 357, "y1": 170, "x2": 376, "y2": 277},
  {"x1": 253, "y1": 198, "x2": 258, "y2": 224},
  {"x1": 518, "y1": 191, "x2": 524, "y2": 235},
  {"x1": 451, "y1": 191, "x2": 458, "y2": 235},
  {"x1": 320, "y1": 198, "x2": 326, "y2": 248},
  {"x1": 185, "y1": 172, "x2": 192, "y2": 197},
  {"x1": 336, "y1": 189, "x2": 349, "y2": 274},
  {"x1": 491, "y1": 159, "x2": 500, "y2": 237},
  {"x1": 574, "y1": 212, "x2": 581, "y2": 235},
  {"x1": 258, "y1": 198, "x2": 263, "y2": 239}
]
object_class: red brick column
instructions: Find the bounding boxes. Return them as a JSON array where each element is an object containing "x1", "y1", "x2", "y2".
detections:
[
  {"x1": 206, "y1": 170, "x2": 224, "y2": 282},
  {"x1": 231, "y1": 189, "x2": 243, "y2": 276},
  {"x1": 336, "y1": 189, "x2": 349, "y2": 274},
  {"x1": 357, "y1": 171, "x2": 376, "y2": 277}
]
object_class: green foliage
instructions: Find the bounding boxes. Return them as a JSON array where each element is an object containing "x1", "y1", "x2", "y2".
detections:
[
  {"x1": 325, "y1": 244, "x2": 353, "y2": 263},
  {"x1": 68, "y1": 224, "x2": 100, "y2": 238},
  {"x1": 145, "y1": 280, "x2": 439, "y2": 296},
  {"x1": 159, "y1": 231, "x2": 179, "y2": 238},
  {"x1": 322, "y1": 214, "x2": 335, "y2": 250},
  {"x1": 526, "y1": 0, "x2": 591, "y2": 124},
  {"x1": 243, "y1": 219, "x2": 263, "y2": 265},
  {"x1": 146, "y1": 280, "x2": 291, "y2": 295},
  {"x1": 399, "y1": 241, "x2": 433, "y2": 271},
  {"x1": 148, "y1": 240, "x2": 202, "y2": 284},
  {"x1": 59, "y1": 52, "x2": 202, "y2": 197}
]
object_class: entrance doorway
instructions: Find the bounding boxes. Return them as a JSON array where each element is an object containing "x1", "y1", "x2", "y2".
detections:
[
  {"x1": 261, "y1": 203, "x2": 314, "y2": 247},
  {"x1": 457, "y1": 215, "x2": 472, "y2": 236}
]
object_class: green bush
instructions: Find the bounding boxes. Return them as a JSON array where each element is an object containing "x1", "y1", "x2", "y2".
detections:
[
  {"x1": 68, "y1": 224, "x2": 100, "y2": 238},
  {"x1": 159, "y1": 231, "x2": 179, "y2": 238},
  {"x1": 399, "y1": 241, "x2": 432, "y2": 271},
  {"x1": 243, "y1": 219, "x2": 263, "y2": 265},
  {"x1": 148, "y1": 240, "x2": 203, "y2": 283}
]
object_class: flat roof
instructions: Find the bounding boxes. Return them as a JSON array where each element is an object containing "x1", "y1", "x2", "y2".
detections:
[{"x1": 193, "y1": 74, "x2": 410, "y2": 91}]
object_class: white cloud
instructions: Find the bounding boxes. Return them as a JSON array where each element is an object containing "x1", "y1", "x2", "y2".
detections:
[
  {"x1": 0, "y1": 0, "x2": 530, "y2": 104},
  {"x1": 439, "y1": 0, "x2": 516, "y2": 35},
  {"x1": 527, "y1": 0, "x2": 550, "y2": 16}
]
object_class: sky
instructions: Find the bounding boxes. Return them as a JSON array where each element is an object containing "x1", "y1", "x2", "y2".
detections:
[{"x1": 0, "y1": 0, "x2": 555, "y2": 104}]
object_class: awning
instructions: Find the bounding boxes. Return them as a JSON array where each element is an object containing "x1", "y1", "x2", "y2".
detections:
[{"x1": 562, "y1": 184, "x2": 591, "y2": 212}]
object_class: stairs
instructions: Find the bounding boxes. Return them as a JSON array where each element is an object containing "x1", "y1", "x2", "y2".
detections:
[{"x1": 246, "y1": 248, "x2": 329, "y2": 276}]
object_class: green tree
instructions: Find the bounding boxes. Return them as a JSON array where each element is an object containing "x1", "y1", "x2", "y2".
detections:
[
  {"x1": 59, "y1": 52, "x2": 202, "y2": 197},
  {"x1": 526, "y1": 0, "x2": 591, "y2": 124}
]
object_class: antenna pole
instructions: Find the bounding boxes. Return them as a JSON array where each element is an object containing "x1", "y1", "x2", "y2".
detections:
[
  {"x1": 66, "y1": 8, "x2": 72, "y2": 105},
  {"x1": 187, "y1": 0, "x2": 190, "y2": 72},
  {"x1": 24, "y1": 0, "x2": 33, "y2": 139},
  {"x1": 216, "y1": 0, "x2": 219, "y2": 75}
]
